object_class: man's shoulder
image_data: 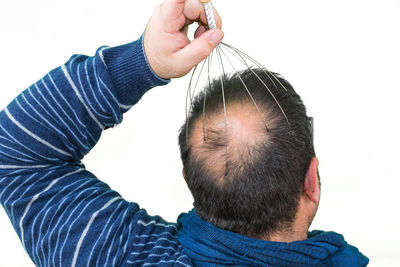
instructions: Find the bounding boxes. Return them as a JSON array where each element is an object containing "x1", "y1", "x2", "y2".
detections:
[{"x1": 127, "y1": 209, "x2": 193, "y2": 266}]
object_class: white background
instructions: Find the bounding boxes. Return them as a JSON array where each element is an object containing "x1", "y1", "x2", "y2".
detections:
[{"x1": 0, "y1": 0, "x2": 399, "y2": 266}]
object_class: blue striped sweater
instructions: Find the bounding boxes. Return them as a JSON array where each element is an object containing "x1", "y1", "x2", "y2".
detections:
[{"x1": 0, "y1": 36, "x2": 194, "y2": 266}]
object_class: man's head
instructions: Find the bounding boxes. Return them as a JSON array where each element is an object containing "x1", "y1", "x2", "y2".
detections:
[{"x1": 178, "y1": 69, "x2": 319, "y2": 239}]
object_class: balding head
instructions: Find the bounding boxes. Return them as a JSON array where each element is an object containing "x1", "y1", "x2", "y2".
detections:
[
  {"x1": 189, "y1": 102, "x2": 271, "y2": 185},
  {"x1": 178, "y1": 69, "x2": 315, "y2": 238}
]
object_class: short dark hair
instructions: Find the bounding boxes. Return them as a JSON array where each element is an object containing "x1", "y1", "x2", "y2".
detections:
[{"x1": 178, "y1": 68, "x2": 315, "y2": 238}]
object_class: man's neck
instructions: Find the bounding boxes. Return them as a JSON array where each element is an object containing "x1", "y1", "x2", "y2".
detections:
[
  {"x1": 260, "y1": 206, "x2": 311, "y2": 243},
  {"x1": 264, "y1": 228, "x2": 308, "y2": 243}
]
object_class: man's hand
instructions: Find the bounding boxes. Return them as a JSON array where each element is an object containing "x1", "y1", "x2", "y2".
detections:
[{"x1": 144, "y1": 0, "x2": 223, "y2": 79}]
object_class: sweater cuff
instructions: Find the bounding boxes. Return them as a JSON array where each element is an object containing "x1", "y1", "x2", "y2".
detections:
[{"x1": 102, "y1": 35, "x2": 170, "y2": 106}]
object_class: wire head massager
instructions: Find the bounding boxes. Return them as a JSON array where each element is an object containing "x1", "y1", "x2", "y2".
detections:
[{"x1": 185, "y1": 0, "x2": 314, "y2": 175}]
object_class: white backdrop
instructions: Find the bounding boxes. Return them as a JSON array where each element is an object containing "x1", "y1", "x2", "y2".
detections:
[{"x1": 0, "y1": 0, "x2": 399, "y2": 266}]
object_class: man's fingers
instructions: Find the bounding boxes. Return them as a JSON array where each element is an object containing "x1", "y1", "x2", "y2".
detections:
[
  {"x1": 176, "y1": 29, "x2": 224, "y2": 69},
  {"x1": 146, "y1": 0, "x2": 224, "y2": 78},
  {"x1": 212, "y1": 7, "x2": 222, "y2": 29},
  {"x1": 161, "y1": 0, "x2": 186, "y2": 20},
  {"x1": 194, "y1": 25, "x2": 207, "y2": 39},
  {"x1": 177, "y1": 0, "x2": 222, "y2": 30},
  {"x1": 181, "y1": 24, "x2": 190, "y2": 36},
  {"x1": 200, "y1": 5, "x2": 222, "y2": 29}
]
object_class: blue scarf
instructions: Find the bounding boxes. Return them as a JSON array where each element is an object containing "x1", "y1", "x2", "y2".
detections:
[{"x1": 177, "y1": 210, "x2": 369, "y2": 266}]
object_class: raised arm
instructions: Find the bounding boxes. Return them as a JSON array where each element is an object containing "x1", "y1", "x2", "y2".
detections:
[{"x1": 0, "y1": 0, "x2": 223, "y2": 266}]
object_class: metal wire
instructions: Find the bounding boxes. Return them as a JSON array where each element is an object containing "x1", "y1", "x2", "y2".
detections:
[
  {"x1": 185, "y1": 44, "x2": 291, "y2": 141},
  {"x1": 203, "y1": 2, "x2": 217, "y2": 29},
  {"x1": 184, "y1": 1, "x2": 292, "y2": 171}
]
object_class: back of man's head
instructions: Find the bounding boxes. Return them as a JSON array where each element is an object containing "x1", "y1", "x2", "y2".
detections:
[{"x1": 178, "y1": 68, "x2": 315, "y2": 238}]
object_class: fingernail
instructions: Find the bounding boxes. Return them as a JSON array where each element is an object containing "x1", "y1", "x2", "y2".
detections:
[{"x1": 210, "y1": 30, "x2": 224, "y2": 46}]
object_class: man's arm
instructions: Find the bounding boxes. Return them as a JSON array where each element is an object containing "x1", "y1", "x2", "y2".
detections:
[
  {"x1": 0, "y1": 36, "x2": 169, "y2": 266},
  {"x1": 0, "y1": 0, "x2": 223, "y2": 265}
]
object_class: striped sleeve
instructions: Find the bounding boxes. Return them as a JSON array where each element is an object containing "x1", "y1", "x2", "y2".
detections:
[{"x1": 0, "y1": 36, "x2": 169, "y2": 266}]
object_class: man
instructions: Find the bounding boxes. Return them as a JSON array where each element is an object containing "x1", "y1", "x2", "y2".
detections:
[{"x1": 0, "y1": 0, "x2": 368, "y2": 266}]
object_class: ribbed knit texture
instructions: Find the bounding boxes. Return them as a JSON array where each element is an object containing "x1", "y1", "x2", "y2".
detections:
[{"x1": 0, "y1": 36, "x2": 191, "y2": 267}]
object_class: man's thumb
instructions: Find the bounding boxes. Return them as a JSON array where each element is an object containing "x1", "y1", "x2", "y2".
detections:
[
  {"x1": 207, "y1": 29, "x2": 224, "y2": 47},
  {"x1": 176, "y1": 29, "x2": 224, "y2": 69}
]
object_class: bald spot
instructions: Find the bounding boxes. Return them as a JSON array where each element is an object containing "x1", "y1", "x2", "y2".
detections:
[{"x1": 189, "y1": 102, "x2": 272, "y2": 185}]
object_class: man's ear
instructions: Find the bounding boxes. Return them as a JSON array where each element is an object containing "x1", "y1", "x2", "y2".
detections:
[
  {"x1": 303, "y1": 157, "x2": 320, "y2": 203},
  {"x1": 182, "y1": 169, "x2": 187, "y2": 182}
]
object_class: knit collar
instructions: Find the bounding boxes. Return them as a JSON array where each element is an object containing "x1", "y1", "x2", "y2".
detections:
[{"x1": 177, "y1": 210, "x2": 369, "y2": 266}]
